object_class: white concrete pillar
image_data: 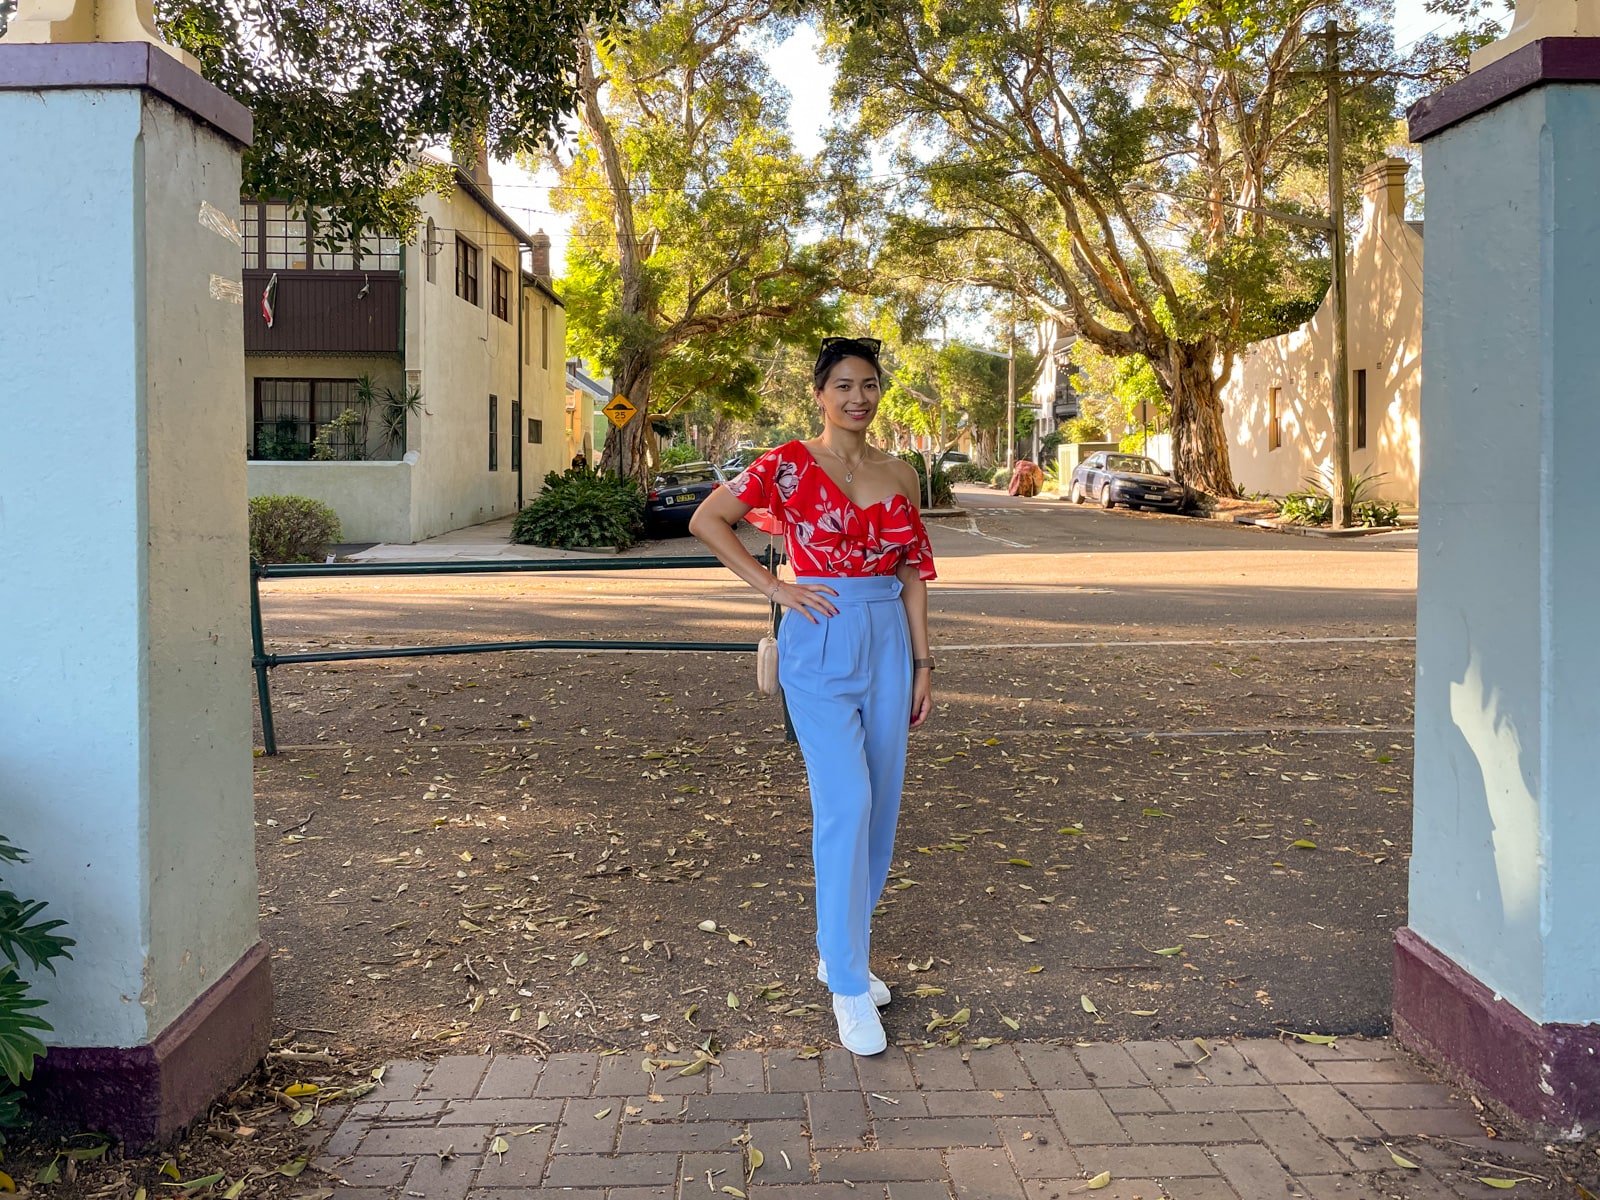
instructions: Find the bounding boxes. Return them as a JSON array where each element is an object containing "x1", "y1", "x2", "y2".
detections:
[
  {"x1": 1400, "y1": 36, "x2": 1600, "y2": 1135},
  {"x1": 0, "y1": 41, "x2": 268, "y2": 1143}
]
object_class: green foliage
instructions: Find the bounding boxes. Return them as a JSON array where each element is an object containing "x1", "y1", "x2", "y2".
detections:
[
  {"x1": 157, "y1": 0, "x2": 625, "y2": 237},
  {"x1": 1061, "y1": 417, "x2": 1107, "y2": 443},
  {"x1": 659, "y1": 443, "x2": 704, "y2": 469},
  {"x1": 311, "y1": 408, "x2": 367, "y2": 461},
  {"x1": 513, "y1": 466, "x2": 645, "y2": 550},
  {"x1": 553, "y1": 0, "x2": 856, "y2": 471},
  {"x1": 944, "y1": 462, "x2": 994, "y2": 485},
  {"x1": 0, "y1": 835, "x2": 75, "y2": 1134},
  {"x1": 1276, "y1": 468, "x2": 1398, "y2": 526},
  {"x1": 249, "y1": 495, "x2": 343, "y2": 562},
  {"x1": 899, "y1": 451, "x2": 954, "y2": 509},
  {"x1": 254, "y1": 416, "x2": 313, "y2": 461}
]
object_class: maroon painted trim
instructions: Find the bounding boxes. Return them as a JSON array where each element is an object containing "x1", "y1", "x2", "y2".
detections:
[
  {"x1": 1409, "y1": 37, "x2": 1600, "y2": 141},
  {"x1": 30, "y1": 941, "x2": 273, "y2": 1147},
  {"x1": 0, "y1": 41, "x2": 251, "y2": 145},
  {"x1": 1393, "y1": 928, "x2": 1600, "y2": 1132}
]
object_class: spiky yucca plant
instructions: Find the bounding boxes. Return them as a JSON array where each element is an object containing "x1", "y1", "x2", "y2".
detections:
[{"x1": 0, "y1": 836, "x2": 74, "y2": 1130}]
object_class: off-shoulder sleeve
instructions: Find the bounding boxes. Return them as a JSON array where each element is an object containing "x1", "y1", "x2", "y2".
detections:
[
  {"x1": 723, "y1": 445, "x2": 787, "y2": 536},
  {"x1": 903, "y1": 508, "x2": 937, "y2": 581}
]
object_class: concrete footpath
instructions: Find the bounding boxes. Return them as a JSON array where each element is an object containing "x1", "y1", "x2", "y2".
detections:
[{"x1": 315, "y1": 1040, "x2": 1535, "y2": 1200}]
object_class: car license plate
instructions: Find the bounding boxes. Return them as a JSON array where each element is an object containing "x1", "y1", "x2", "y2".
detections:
[{"x1": 1145, "y1": 493, "x2": 1168, "y2": 501}]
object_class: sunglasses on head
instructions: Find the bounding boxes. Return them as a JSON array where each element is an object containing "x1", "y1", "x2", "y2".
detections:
[{"x1": 818, "y1": 336, "x2": 883, "y2": 357}]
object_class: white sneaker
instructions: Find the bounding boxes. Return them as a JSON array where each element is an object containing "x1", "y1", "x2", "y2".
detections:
[
  {"x1": 817, "y1": 960, "x2": 891, "y2": 1007},
  {"x1": 833, "y1": 991, "x2": 888, "y2": 1056}
]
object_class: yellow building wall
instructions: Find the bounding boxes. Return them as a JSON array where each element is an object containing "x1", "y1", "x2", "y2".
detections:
[{"x1": 1221, "y1": 159, "x2": 1425, "y2": 504}]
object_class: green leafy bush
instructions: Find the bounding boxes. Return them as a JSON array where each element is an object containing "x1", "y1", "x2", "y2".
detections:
[
  {"x1": 1276, "y1": 467, "x2": 1397, "y2": 527},
  {"x1": 944, "y1": 462, "x2": 993, "y2": 485},
  {"x1": 249, "y1": 495, "x2": 342, "y2": 562},
  {"x1": 899, "y1": 452, "x2": 953, "y2": 509},
  {"x1": 991, "y1": 465, "x2": 1013, "y2": 486},
  {"x1": 0, "y1": 836, "x2": 75, "y2": 1132},
  {"x1": 659, "y1": 443, "x2": 703, "y2": 469},
  {"x1": 1061, "y1": 417, "x2": 1107, "y2": 443},
  {"x1": 513, "y1": 465, "x2": 644, "y2": 549}
]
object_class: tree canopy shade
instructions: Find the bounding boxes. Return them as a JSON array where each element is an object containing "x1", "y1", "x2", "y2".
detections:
[
  {"x1": 825, "y1": 0, "x2": 1402, "y2": 493},
  {"x1": 155, "y1": 0, "x2": 627, "y2": 234},
  {"x1": 555, "y1": 0, "x2": 864, "y2": 478}
]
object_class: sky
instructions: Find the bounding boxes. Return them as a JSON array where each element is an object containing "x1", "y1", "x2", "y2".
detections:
[{"x1": 492, "y1": 0, "x2": 1468, "y2": 282}]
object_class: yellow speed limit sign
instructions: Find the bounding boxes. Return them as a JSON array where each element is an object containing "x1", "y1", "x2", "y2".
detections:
[{"x1": 602, "y1": 396, "x2": 638, "y2": 428}]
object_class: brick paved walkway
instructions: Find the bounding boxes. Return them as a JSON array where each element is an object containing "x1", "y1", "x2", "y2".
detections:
[{"x1": 316, "y1": 1040, "x2": 1542, "y2": 1200}]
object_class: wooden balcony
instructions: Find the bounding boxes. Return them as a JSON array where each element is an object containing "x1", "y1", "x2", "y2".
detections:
[{"x1": 243, "y1": 269, "x2": 402, "y2": 355}]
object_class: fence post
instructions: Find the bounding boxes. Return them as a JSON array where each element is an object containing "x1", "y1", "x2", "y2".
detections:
[{"x1": 249, "y1": 560, "x2": 278, "y2": 756}]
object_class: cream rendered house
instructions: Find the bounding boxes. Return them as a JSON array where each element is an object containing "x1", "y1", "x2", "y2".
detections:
[
  {"x1": 243, "y1": 158, "x2": 568, "y2": 543},
  {"x1": 1221, "y1": 158, "x2": 1424, "y2": 503}
]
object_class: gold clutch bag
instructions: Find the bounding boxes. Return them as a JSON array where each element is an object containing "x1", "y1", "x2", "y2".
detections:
[{"x1": 756, "y1": 634, "x2": 779, "y2": 697}]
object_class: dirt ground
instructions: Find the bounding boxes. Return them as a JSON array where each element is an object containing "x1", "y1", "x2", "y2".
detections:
[{"x1": 253, "y1": 638, "x2": 1417, "y2": 1063}]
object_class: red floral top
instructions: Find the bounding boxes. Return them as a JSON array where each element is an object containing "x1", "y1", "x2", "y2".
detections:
[{"x1": 724, "y1": 441, "x2": 937, "y2": 581}]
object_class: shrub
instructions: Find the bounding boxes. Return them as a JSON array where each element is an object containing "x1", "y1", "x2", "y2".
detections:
[
  {"x1": 899, "y1": 452, "x2": 954, "y2": 509},
  {"x1": 944, "y1": 462, "x2": 993, "y2": 485},
  {"x1": 1276, "y1": 467, "x2": 1395, "y2": 527},
  {"x1": 0, "y1": 836, "x2": 75, "y2": 1133},
  {"x1": 249, "y1": 495, "x2": 342, "y2": 562},
  {"x1": 659, "y1": 443, "x2": 702, "y2": 469},
  {"x1": 513, "y1": 465, "x2": 644, "y2": 549},
  {"x1": 991, "y1": 465, "x2": 1013, "y2": 486},
  {"x1": 1061, "y1": 417, "x2": 1107, "y2": 443},
  {"x1": 1037, "y1": 429, "x2": 1066, "y2": 464},
  {"x1": 1355, "y1": 499, "x2": 1401, "y2": 527}
]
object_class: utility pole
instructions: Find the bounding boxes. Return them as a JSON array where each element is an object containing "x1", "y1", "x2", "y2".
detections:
[
  {"x1": 1006, "y1": 319, "x2": 1016, "y2": 470},
  {"x1": 1322, "y1": 19, "x2": 1354, "y2": 528}
]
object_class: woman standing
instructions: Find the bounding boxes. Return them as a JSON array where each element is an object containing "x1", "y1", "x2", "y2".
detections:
[{"x1": 690, "y1": 337, "x2": 936, "y2": 1056}]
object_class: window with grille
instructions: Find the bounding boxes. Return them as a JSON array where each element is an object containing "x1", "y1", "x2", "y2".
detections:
[
  {"x1": 541, "y1": 306, "x2": 550, "y2": 369},
  {"x1": 492, "y1": 262, "x2": 511, "y2": 321},
  {"x1": 528, "y1": 418, "x2": 544, "y2": 444},
  {"x1": 425, "y1": 218, "x2": 437, "y2": 283},
  {"x1": 252, "y1": 378, "x2": 362, "y2": 459},
  {"x1": 239, "y1": 202, "x2": 401, "y2": 271},
  {"x1": 457, "y1": 238, "x2": 480, "y2": 305},
  {"x1": 1268, "y1": 387, "x2": 1282, "y2": 451},
  {"x1": 511, "y1": 401, "x2": 523, "y2": 472}
]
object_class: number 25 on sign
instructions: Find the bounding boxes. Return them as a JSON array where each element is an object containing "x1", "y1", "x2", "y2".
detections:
[{"x1": 602, "y1": 397, "x2": 638, "y2": 428}]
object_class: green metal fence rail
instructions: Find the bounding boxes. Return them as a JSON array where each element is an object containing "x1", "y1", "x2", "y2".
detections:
[{"x1": 250, "y1": 550, "x2": 785, "y2": 756}]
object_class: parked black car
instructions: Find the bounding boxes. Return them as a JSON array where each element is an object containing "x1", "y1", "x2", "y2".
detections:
[
  {"x1": 1068, "y1": 452, "x2": 1188, "y2": 511},
  {"x1": 646, "y1": 462, "x2": 726, "y2": 535}
]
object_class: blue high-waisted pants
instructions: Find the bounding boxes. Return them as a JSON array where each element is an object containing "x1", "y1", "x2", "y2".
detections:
[{"x1": 778, "y1": 575, "x2": 913, "y2": 998}]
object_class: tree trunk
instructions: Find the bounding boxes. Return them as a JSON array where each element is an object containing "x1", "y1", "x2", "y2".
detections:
[
  {"x1": 600, "y1": 352, "x2": 655, "y2": 482},
  {"x1": 1165, "y1": 341, "x2": 1240, "y2": 498}
]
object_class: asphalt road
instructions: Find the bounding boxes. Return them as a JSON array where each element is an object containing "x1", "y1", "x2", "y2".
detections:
[{"x1": 258, "y1": 484, "x2": 1419, "y2": 653}]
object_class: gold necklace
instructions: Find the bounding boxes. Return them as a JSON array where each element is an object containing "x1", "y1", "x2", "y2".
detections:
[{"x1": 820, "y1": 440, "x2": 868, "y2": 483}]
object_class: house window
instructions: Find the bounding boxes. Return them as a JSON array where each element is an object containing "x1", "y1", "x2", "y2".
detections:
[
  {"x1": 1354, "y1": 369, "x2": 1368, "y2": 450},
  {"x1": 456, "y1": 237, "x2": 480, "y2": 305},
  {"x1": 492, "y1": 262, "x2": 511, "y2": 321},
  {"x1": 511, "y1": 400, "x2": 523, "y2": 472},
  {"x1": 424, "y1": 218, "x2": 437, "y2": 283},
  {"x1": 1268, "y1": 386, "x2": 1282, "y2": 451},
  {"x1": 252, "y1": 378, "x2": 362, "y2": 459},
  {"x1": 523, "y1": 301, "x2": 531, "y2": 365},
  {"x1": 240, "y1": 201, "x2": 400, "y2": 271},
  {"x1": 488, "y1": 394, "x2": 498, "y2": 471},
  {"x1": 528, "y1": 418, "x2": 544, "y2": 444},
  {"x1": 541, "y1": 306, "x2": 550, "y2": 370}
]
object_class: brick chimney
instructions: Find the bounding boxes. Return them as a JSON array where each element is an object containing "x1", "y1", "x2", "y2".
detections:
[
  {"x1": 529, "y1": 229, "x2": 552, "y2": 283},
  {"x1": 1359, "y1": 157, "x2": 1410, "y2": 220}
]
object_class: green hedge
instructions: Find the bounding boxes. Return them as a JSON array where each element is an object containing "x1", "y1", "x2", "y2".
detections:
[
  {"x1": 248, "y1": 495, "x2": 342, "y2": 563},
  {"x1": 513, "y1": 465, "x2": 645, "y2": 549},
  {"x1": 944, "y1": 462, "x2": 993, "y2": 485}
]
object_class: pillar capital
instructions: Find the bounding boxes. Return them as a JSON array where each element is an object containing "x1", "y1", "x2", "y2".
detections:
[
  {"x1": 1471, "y1": 0, "x2": 1600, "y2": 68},
  {"x1": 0, "y1": 0, "x2": 197, "y2": 70}
]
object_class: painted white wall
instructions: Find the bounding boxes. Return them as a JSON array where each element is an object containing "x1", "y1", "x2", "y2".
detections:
[
  {"x1": 1221, "y1": 160, "x2": 1425, "y2": 503},
  {"x1": 249, "y1": 459, "x2": 416, "y2": 545},
  {"x1": 1410, "y1": 85, "x2": 1600, "y2": 1027},
  {"x1": 0, "y1": 88, "x2": 257, "y2": 1045}
]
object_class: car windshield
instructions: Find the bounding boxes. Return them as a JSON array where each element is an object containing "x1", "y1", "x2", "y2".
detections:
[
  {"x1": 656, "y1": 466, "x2": 719, "y2": 486},
  {"x1": 1106, "y1": 455, "x2": 1164, "y2": 475}
]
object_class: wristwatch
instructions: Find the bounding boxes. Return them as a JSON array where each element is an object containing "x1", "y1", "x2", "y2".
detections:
[{"x1": 913, "y1": 657, "x2": 936, "y2": 672}]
